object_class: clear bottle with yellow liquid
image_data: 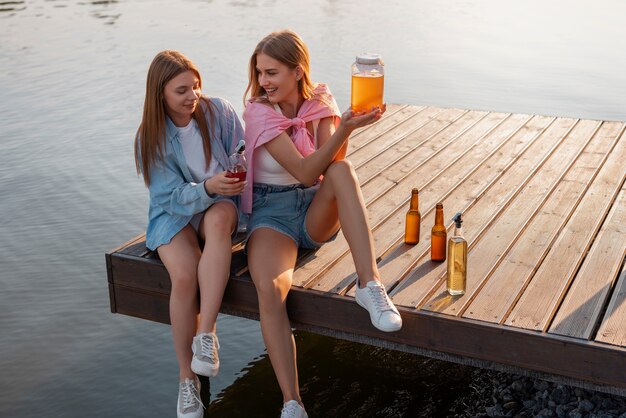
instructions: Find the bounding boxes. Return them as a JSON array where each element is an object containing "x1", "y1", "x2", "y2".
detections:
[
  {"x1": 446, "y1": 212, "x2": 467, "y2": 295},
  {"x1": 351, "y1": 53, "x2": 384, "y2": 113},
  {"x1": 405, "y1": 188, "x2": 421, "y2": 245}
]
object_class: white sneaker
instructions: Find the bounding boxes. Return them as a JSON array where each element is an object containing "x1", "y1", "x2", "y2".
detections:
[
  {"x1": 191, "y1": 332, "x2": 220, "y2": 377},
  {"x1": 280, "y1": 400, "x2": 308, "y2": 418},
  {"x1": 355, "y1": 281, "x2": 403, "y2": 332},
  {"x1": 177, "y1": 377, "x2": 204, "y2": 418}
]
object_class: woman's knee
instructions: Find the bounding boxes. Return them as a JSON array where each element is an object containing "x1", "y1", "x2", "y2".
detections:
[
  {"x1": 254, "y1": 273, "x2": 292, "y2": 307},
  {"x1": 169, "y1": 271, "x2": 198, "y2": 295},
  {"x1": 325, "y1": 159, "x2": 356, "y2": 181},
  {"x1": 202, "y1": 202, "x2": 237, "y2": 236}
]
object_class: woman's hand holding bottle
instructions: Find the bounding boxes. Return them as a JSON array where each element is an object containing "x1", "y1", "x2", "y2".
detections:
[{"x1": 204, "y1": 171, "x2": 246, "y2": 196}]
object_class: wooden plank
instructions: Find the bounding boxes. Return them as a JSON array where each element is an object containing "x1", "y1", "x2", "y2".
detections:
[
  {"x1": 390, "y1": 117, "x2": 579, "y2": 307},
  {"x1": 355, "y1": 108, "x2": 469, "y2": 185},
  {"x1": 346, "y1": 114, "x2": 550, "y2": 296},
  {"x1": 295, "y1": 110, "x2": 502, "y2": 290},
  {"x1": 504, "y1": 130, "x2": 626, "y2": 331},
  {"x1": 111, "y1": 283, "x2": 171, "y2": 324},
  {"x1": 291, "y1": 109, "x2": 488, "y2": 288},
  {"x1": 596, "y1": 257, "x2": 626, "y2": 346},
  {"x1": 348, "y1": 106, "x2": 445, "y2": 168},
  {"x1": 358, "y1": 109, "x2": 486, "y2": 206},
  {"x1": 550, "y1": 184, "x2": 626, "y2": 339},
  {"x1": 109, "y1": 233, "x2": 146, "y2": 255},
  {"x1": 110, "y1": 266, "x2": 626, "y2": 390},
  {"x1": 333, "y1": 112, "x2": 534, "y2": 296},
  {"x1": 260, "y1": 283, "x2": 626, "y2": 389},
  {"x1": 346, "y1": 104, "x2": 423, "y2": 154},
  {"x1": 421, "y1": 120, "x2": 601, "y2": 316},
  {"x1": 349, "y1": 103, "x2": 409, "y2": 142},
  {"x1": 106, "y1": 234, "x2": 147, "y2": 310},
  {"x1": 463, "y1": 122, "x2": 624, "y2": 324}
]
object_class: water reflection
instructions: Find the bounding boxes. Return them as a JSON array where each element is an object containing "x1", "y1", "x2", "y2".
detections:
[
  {"x1": 81, "y1": 0, "x2": 120, "y2": 24},
  {"x1": 0, "y1": 0, "x2": 120, "y2": 23},
  {"x1": 0, "y1": 1, "x2": 25, "y2": 13},
  {"x1": 206, "y1": 331, "x2": 476, "y2": 417}
]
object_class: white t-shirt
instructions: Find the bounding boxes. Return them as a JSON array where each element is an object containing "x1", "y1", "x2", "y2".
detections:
[
  {"x1": 178, "y1": 118, "x2": 223, "y2": 183},
  {"x1": 254, "y1": 105, "x2": 319, "y2": 185}
]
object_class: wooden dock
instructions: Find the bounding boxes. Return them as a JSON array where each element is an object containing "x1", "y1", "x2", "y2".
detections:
[{"x1": 106, "y1": 104, "x2": 626, "y2": 395}]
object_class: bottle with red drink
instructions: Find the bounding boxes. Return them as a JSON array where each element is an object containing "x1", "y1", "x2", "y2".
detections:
[{"x1": 226, "y1": 139, "x2": 247, "y2": 182}]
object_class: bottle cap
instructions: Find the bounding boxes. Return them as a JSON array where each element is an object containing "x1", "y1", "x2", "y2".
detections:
[
  {"x1": 356, "y1": 53, "x2": 383, "y2": 65},
  {"x1": 452, "y1": 212, "x2": 463, "y2": 227},
  {"x1": 412, "y1": 188, "x2": 419, "y2": 194},
  {"x1": 235, "y1": 139, "x2": 245, "y2": 153}
]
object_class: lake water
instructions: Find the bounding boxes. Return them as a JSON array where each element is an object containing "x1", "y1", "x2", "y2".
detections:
[{"x1": 1, "y1": 0, "x2": 625, "y2": 417}]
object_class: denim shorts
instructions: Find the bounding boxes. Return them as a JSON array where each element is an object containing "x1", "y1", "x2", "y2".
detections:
[{"x1": 247, "y1": 182, "x2": 335, "y2": 249}]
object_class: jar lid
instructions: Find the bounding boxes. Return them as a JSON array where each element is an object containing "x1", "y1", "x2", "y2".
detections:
[{"x1": 356, "y1": 53, "x2": 382, "y2": 65}]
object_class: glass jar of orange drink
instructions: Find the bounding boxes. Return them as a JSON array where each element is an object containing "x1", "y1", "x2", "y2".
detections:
[{"x1": 351, "y1": 53, "x2": 384, "y2": 113}]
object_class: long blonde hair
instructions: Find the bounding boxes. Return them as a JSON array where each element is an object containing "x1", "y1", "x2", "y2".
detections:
[
  {"x1": 244, "y1": 30, "x2": 315, "y2": 105},
  {"x1": 134, "y1": 50, "x2": 214, "y2": 186}
]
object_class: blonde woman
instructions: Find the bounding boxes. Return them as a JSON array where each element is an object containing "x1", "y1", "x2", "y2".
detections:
[{"x1": 243, "y1": 30, "x2": 403, "y2": 417}]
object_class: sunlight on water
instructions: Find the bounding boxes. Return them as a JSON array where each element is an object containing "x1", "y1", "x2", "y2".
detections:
[{"x1": 1, "y1": 0, "x2": 625, "y2": 416}]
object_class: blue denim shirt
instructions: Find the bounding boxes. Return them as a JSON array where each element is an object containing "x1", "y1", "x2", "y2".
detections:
[{"x1": 142, "y1": 97, "x2": 244, "y2": 250}]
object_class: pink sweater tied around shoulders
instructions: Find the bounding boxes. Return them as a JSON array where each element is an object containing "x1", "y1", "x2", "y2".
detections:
[{"x1": 241, "y1": 84, "x2": 341, "y2": 213}]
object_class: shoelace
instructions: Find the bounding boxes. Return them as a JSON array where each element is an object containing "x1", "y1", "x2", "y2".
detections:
[
  {"x1": 181, "y1": 379, "x2": 205, "y2": 412},
  {"x1": 199, "y1": 334, "x2": 220, "y2": 362},
  {"x1": 368, "y1": 284, "x2": 394, "y2": 313}
]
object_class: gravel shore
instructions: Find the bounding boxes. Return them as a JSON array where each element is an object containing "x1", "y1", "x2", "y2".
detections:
[{"x1": 451, "y1": 369, "x2": 626, "y2": 418}]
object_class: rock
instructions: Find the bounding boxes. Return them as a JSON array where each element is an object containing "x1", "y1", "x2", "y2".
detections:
[
  {"x1": 486, "y1": 404, "x2": 504, "y2": 417},
  {"x1": 551, "y1": 387, "x2": 571, "y2": 404},
  {"x1": 561, "y1": 404, "x2": 575, "y2": 412},
  {"x1": 504, "y1": 401, "x2": 519, "y2": 410},
  {"x1": 595, "y1": 412, "x2": 618, "y2": 418},
  {"x1": 535, "y1": 381, "x2": 550, "y2": 392},
  {"x1": 511, "y1": 380, "x2": 526, "y2": 392},
  {"x1": 579, "y1": 399, "x2": 595, "y2": 412},
  {"x1": 600, "y1": 398, "x2": 616, "y2": 410},
  {"x1": 522, "y1": 399, "x2": 537, "y2": 409},
  {"x1": 567, "y1": 410, "x2": 583, "y2": 418}
]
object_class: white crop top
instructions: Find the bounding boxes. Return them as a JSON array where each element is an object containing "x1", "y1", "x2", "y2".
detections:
[{"x1": 253, "y1": 104, "x2": 319, "y2": 185}]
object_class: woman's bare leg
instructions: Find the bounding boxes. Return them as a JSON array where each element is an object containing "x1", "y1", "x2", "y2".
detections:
[
  {"x1": 306, "y1": 159, "x2": 379, "y2": 287},
  {"x1": 247, "y1": 228, "x2": 302, "y2": 404},
  {"x1": 157, "y1": 226, "x2": 201, "y2": 381},
  {"x1": 197, "y1": 201, "x2": 238, "y2": 334}
]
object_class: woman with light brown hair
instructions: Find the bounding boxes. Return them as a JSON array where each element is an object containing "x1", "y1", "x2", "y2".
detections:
[
  {"x1": 135, "y1": 50, "x2": 245, "y2": 418},
  {"x1": 243, "y1": 30, "x2": 402, "y2": 417}
]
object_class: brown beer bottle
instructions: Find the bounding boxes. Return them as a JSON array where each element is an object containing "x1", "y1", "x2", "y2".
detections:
[
  {"x1": 431, "y1": 203, "x2": 447, "y2": 261},
  {"x1": 405, "y1": 188, "x2": 421, "y2": 245}
]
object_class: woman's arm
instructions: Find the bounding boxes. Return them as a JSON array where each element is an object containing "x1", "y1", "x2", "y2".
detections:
[
  {"x1": 149, "y1": 152, "x2": 243, "y2": 217},
  {"x1": 149, "y1": 156, "x2": 218, "y2": 217},
  {"x1": 316, "y1": 116, "x2": 347, "y2": 161},
  {"x1": 264, "y1": 108, "x2": 382, "y2": 186}
]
